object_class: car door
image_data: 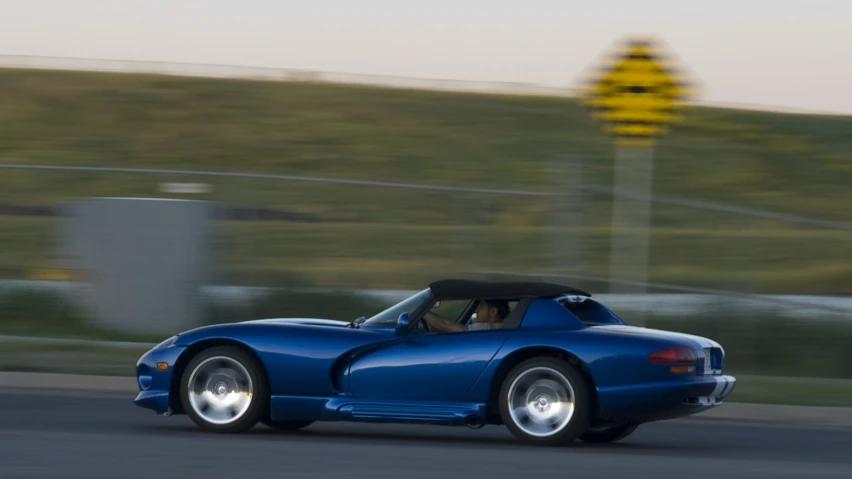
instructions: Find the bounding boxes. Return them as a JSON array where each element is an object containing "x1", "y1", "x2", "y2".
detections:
[{"x1": 347, "y1": 328, "x2": 510, "y2": 401}]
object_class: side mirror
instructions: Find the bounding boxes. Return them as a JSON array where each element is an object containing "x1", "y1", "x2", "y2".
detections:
[{"x1": 395, "y1": 312, "x2": 410, "y2": 336}]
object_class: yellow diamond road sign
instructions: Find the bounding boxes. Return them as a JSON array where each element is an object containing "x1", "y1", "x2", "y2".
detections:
[{"x1": 584, "y1": 37, "x2": 692, "y2": 145}]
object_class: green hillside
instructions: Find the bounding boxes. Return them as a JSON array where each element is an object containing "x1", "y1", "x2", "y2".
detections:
[{"x1": 0, "y1": 68, "x2": 851, "y2": 293}]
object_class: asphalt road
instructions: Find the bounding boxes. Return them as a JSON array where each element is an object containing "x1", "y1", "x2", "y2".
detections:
[{"x1": 1, "y1": 390, "x2": 850, "y2": 479}]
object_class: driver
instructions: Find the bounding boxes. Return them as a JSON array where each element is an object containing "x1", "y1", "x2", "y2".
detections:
[{"x1": 423, "y1": 299, "x2": 510, "y2": 333}]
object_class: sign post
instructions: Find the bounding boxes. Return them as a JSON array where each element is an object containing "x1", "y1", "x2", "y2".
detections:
[{"x1": 583, "y1": 36, "x2": 692, "y2": 324}]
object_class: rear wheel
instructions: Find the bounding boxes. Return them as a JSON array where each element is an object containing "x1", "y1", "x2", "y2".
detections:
[
  {"x1": 580, "y1": 424, "x2": 639, "y2": 443},
  {"x1": 180, "y1": 346, "x2": 269, "y2": 433},
  {"x1": 499, "y1": 357, "x2": 591, "y2": 446}
]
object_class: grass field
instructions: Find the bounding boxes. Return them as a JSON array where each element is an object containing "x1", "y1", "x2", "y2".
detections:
[
  {"x1": 1, "y1": 69, "x2": 851, "y2": 213},
  {"x1": 3, "y1": 287, "x2": 851, "y2": 380},
  {"x1": 0, "y1": 69, "x2": 851, "y2": 293},
  {"x1": 731, "y1": 375, "x2": 852, "y2": 407},
  {"x1": 2, "y1": 215, "x2": 851, "y2": 293},
  {"x1": 1, "y1": 69, "x2": 848, "y2": 408},
  {"x1": 0, "y1": 341, "x2": 145, "y2": 377}
]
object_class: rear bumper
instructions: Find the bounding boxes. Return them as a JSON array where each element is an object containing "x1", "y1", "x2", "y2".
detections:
[{"x1": 596, "y1": 374, "x2": 736, "y2": 423}]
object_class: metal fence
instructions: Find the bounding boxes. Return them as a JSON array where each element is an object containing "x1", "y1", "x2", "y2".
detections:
[
  {"x1": 1, "y1": 160, "x2": 851, "y2": 380},
  {"x1": 1, "y1": 161, "x2": 850, "y2": 309}
]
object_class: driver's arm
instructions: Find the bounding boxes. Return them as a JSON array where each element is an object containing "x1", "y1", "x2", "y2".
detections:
[{"x1": 423, "y1": 311, "x2": 466, "y2": 332}]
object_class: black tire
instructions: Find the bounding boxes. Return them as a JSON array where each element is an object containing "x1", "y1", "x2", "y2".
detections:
[
  {"x1": 179, "y1": 345, "x2": 269, "y2": 433},
  {"x1": 261, "y1": 419, "x2": 315, "y2": 431},
  {"x1": 499, "y1": 357, "x2": 592, "y2": 446},
  {"x1": 579, "y1": 424, "x2": 639, "y2": 443}
]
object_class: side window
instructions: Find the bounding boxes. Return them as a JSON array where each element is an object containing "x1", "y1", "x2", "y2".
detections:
[{"x1": 429, "y1": 300, "x2": 473, "y2": 324}]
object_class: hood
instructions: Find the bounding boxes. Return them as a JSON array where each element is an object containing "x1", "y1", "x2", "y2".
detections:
[
  {"x1": 590, "y1": 324, "x2": 722, "y2": 350},
  {"x1": 241, "y1": 317, "x2": 351, "y2": 328}
]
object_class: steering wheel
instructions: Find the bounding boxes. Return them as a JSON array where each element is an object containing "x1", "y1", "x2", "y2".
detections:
[{"x1": 417, "y1": 315, "x2": 432, "y2": 333}]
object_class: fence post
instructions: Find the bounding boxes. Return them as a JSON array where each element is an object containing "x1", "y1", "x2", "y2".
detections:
[
  {"x1": 548, "y1": 155, "x2": 587, "y2": 282},
  {"x1": 608, "y1": 145, "x2": 654, "y2": 325}
]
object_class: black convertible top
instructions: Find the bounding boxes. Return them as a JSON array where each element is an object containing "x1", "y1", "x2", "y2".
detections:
[{"x1": 428, "y1": 279, "x2": 590, "y2": 300}]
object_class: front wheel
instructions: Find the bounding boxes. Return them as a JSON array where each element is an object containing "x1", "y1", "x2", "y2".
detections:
[
  {"x1": 180, "y1": 346, "x2": 269, "y2": 433},
  {"x1": 499, "y1": 357, "x2": 592, "y2": 446},
  {"x1": 580, "y1": 424, "x2": 639, "y2": 443}
]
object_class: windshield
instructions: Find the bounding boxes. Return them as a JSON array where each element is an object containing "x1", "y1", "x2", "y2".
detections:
[{"x1": 360, "y1": 289, "x2": 432, "y2": 328}]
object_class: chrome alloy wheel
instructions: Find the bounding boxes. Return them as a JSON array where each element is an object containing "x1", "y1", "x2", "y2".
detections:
[
  {"x1": 187, "y1": 356, "x2": 254, "y2": 425},
  {"x1": 507, "y1": 366, "x2": 575, "y2": 437}
]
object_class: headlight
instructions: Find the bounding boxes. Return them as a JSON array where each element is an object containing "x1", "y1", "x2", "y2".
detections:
[{"x1": 153, "y1": 335, "x2": 178, "y2": 350}]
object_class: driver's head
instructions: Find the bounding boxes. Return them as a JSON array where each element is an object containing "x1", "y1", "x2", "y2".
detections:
[{"x1": 475, "y1": 299, "x2": 510, "y2": 324}]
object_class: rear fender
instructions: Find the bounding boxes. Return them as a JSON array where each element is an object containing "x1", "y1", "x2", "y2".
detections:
[
  {"x1": 465, "y1": 328, "x2": 695, "y2": 403},
  {"x1": 518, "y1": 298, "x2": 588, "y2": 330}
]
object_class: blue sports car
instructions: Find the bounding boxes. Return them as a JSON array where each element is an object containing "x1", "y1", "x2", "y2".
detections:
[{"x1": 135, "y1": 280, "x2": 736, "y2": 446}]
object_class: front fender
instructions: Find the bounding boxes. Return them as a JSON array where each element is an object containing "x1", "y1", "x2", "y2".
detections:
[
  {"x1": 169, "y1": 321, "x2": 391, "y2": 397},
  {"x1": 134, "y1": 342, "x2": 187, "y2": 415}
]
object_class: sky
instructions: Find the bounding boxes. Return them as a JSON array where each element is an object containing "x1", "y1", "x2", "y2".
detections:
[{"x1": 1, "y1": 0, "x2": 850, "y2": 115}]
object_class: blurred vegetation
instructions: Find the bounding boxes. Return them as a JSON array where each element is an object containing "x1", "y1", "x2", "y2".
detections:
[
  {"x1": 0, "y1": 341, "x2": 147, "y2": 377},
  {"x1": 3, "y1": 286, "x2": 852, "y2": 406},
  {"x1": 645, "y1": 314, "x2": 852, "y2": 379},
  {"x1": 2, "y1": 288, "x2": 851, "y2": 381},
  {"x1": 1, "y1": 69, "x2": 851, "y2": 213},
  {"x1": 730, "y1": 375, "x2": 852, "y2": 407},
  {"x1": 0, "y1": 288, "x2": 87, "y2": 336},
  {"x1": 0, "y1": 287, "x2": 396, "y2": 340},
  {"x1": 0, "y1": 69, "x2": 850, "y2": 293},
  {"x1": 2, "y1": 216, "x2": 852, "y2": 294},
  {"x1": 0, "y1": 288, "x2": 167, "y2": 342},
  {"x1": 205, "y1": 288, "x2": 394, "y2": 325}
]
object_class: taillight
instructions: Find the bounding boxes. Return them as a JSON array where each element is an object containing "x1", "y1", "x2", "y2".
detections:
[{"x1": 648, "y1": 347, "x2": 696, "y2": 364}]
